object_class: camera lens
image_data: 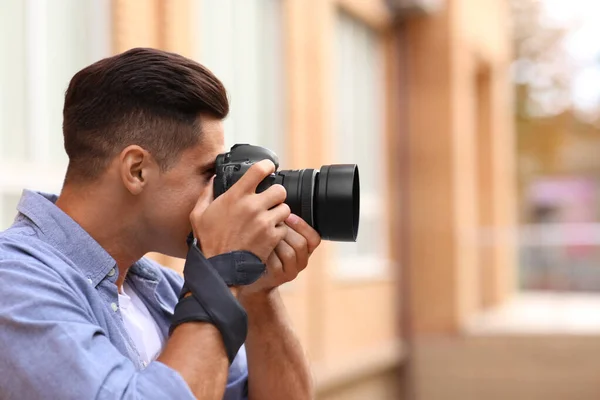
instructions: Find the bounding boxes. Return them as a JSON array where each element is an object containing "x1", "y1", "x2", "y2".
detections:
[
  {"x1": 277, "y1": 164, "x2": 359, "y2": 242},
  {"x1": 315, "y1": 165, "x2": 360, "y2": 241}
]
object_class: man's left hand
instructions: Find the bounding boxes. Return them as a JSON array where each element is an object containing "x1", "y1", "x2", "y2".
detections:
[{"x1": 239, "y1": 213, "x2": 321, "y2": 297}]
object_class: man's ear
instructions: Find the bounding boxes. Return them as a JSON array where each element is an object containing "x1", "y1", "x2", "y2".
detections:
[{"x1": 119, "y1": 145, "x2": 156, "y2": 195}]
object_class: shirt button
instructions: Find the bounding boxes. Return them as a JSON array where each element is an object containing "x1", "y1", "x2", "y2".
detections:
[
  {"x1": 87, "y1": 278, "x2": 93, "y2": 284},
  {"x1": 107, "y1": 268, "x2": 116, "y2": 277},
  {"x1": 141, "y1": 361, "x2": 148, "y2": 368},
  {"x1": 111, "y1": 303, "x2": 118, "y2": 312}
]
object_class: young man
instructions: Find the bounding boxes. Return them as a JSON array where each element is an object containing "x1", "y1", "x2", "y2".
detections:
[{"x1": 0, "y1": 48, "x2": 319, "y2": 400}]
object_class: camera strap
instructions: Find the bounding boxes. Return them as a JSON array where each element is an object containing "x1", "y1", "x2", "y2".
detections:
[
  {"x1": 170, "y1": 243, "x2": 247, "y2": 363},
  {"x1": 204, "y1": 251, "x2": 266, "y2": 286},
  {"x1": 185, "y1": 232, "x2": 266, "y2": 286},
  {"x1": 170, "y1": 238, "x2": 266, "y2": 363}
]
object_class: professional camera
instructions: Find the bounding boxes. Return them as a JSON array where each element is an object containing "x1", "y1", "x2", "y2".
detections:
[{"x1": 214, "y1": 144, "x2": 360, "y2": 242}]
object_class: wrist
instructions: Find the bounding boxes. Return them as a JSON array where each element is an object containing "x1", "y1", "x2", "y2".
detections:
[
  {"x1": 239, "y1": 286, "x2": 276, "y2": 303},
  {"x1": 194, "y1": 237, "x2": 218, "y2": 259},
  {"x1": 173, "y1": 242, "x2": 249, "y2": 363},
  {"x1": 238, "y1": 288, "x2": 281, "y2": 320}
]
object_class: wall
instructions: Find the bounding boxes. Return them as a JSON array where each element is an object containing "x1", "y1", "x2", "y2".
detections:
[{"x1": 404, "y1": 0, "x2": 515, "y2": 334}]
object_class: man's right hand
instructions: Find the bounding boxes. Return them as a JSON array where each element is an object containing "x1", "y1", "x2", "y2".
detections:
[{"x1": 190, "y1": 159, "x2": 290, "y2": 263}]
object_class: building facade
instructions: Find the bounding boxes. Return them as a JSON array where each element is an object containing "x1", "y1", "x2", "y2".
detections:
[{"x1": 0, "y1": 0, "x2": 517, "y2": 399}]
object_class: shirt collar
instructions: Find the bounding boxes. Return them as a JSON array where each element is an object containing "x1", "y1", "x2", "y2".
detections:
[
  {"x1": 129, "y1": 258, "x2": 161, "y2": 282},
  {"x1": 17, "y1": 189, "x2": 117, "y2": 286}
]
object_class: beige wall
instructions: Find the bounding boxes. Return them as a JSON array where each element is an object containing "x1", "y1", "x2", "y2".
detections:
[
  {"x1": 405, "y1": 0, "x2": 515, "y2": 334},
  {"x1": 288, "y1": 0, "x2": 401, "y2": 369}
]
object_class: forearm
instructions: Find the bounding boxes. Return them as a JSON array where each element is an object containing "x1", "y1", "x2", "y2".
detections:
[
  {"x1": 158, "y1": 322, "x2": 229, "y2": 400},
  {"x1": 241, "y1": 289, "x2": 313, "y2": 400}
]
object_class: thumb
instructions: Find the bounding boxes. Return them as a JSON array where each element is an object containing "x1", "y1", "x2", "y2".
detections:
[
  {"x1": 190, "y1": 176, "x2": 216, "y2": 230},
  {"x1": 195, "y1": 176, "x2": 215, "y2": 212}
]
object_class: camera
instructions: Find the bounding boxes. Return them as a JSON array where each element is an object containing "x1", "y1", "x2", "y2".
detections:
[{"x1": 214, "y1": 144, "x2": 360, "y2": 242}]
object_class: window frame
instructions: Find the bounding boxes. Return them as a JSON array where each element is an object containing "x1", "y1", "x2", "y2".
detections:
[{"x1": 331, "y1": 7, "x2": 393, "y2": 281}]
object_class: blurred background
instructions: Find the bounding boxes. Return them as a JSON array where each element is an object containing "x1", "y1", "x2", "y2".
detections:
[{"x1": 2, "y1": 0, "x2": 600, "y2": 399}]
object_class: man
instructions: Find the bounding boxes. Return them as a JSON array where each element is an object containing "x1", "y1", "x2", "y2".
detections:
[{"x1": 0, "y1": 48, "x2": 320, "y2": 399}]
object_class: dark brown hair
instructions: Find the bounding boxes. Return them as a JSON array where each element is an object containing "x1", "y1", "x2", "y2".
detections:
[{"x1": 62, "y1": 47, "x2": 229, "y2": 184}]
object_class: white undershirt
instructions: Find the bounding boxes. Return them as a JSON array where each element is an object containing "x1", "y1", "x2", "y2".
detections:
[{"x1": 118, "y1": 281, "x2": 165, "y2": 365}]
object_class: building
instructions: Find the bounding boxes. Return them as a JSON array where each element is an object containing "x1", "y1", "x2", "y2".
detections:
[{"x1": 0, "y1": 0, "x2": 541, "y2": 399}]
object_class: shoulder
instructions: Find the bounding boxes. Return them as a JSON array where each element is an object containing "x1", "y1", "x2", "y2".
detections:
[
  {"x1": 0, "y1": 221, "x2": 43, "y2": 260},
  {"x1": 0, "y1": 227, "x2": 63, "y2": 276},
  {"x1": 0, "y1": 224, "x2": 78, "y2": 276},
  {"x1": 0, "y1": 227, "x2": 93, "y2": 312},
  {"x1": 0, "y1": 234, "x2": 90, "y2": 322}
]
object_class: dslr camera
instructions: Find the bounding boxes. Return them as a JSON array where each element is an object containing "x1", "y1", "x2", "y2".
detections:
[{"x1": 213, "y1": 144, "x2": 360, "y2": 242}]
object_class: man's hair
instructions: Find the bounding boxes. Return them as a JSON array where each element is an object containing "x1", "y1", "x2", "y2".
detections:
[{"x1": 62, "y1": 47, "x2": 229, "y2": 184}]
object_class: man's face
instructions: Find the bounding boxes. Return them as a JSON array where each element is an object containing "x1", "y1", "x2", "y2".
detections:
[{"x1": 140, "y1": 116, "x2": 225, "y2": 258}]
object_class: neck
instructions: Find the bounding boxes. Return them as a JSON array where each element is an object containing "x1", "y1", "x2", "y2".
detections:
[{"x1": 55, "y1": 184, "x2": 145, "y2": 290}]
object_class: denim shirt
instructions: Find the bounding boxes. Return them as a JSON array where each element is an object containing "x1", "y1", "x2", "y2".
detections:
[{"x1": 0, "y1": 190, "x2": 248, "y2": 399}]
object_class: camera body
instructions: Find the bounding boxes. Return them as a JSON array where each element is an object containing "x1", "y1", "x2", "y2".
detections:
[
  {"x1": 214, "y1": 144, "x2": 360, "y2": 242},
  {"x1": 213, "y1": 144, "x2": 282, "y2": 198}
]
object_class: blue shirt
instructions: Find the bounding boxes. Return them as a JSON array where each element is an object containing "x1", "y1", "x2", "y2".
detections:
[{"x1": 0, "y1": 190, "x2": 248, "y2": 399}]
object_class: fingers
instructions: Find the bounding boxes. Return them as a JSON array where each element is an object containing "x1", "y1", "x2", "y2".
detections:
[
  {"x1": 265, "y1": 251, "x2": 284, "y2": 280},
  {"x1": 282, "y1": 226, "x2": 309, "y2": 272},
  {"x1": 274, "y1": 223, "x2": 288, "y2": 243},
  {"x1": 265, "y1": 239, "x2": 297, "y2": 283},
  {"x1": 285, "y1": 214, "x2": 321, "y2": 254},
  {"x1": 260, "y1": 223, "x2": 288, "y2": 263},
  {"x1": 190, "y1": 176, "x2": 215, "y2": 227},
  {"x1": 275, "y1": 240, "x2": 297, "y2": 278},
  {"x1": 234, "y1": 159, "x2": 276, "y2": 194},
  {"x1": 268, "y1": 203, "x2": 291, "y2": 226},
  {"x1": 265, "y1": 226, "x2": 310, "y2": 282},
  {"x1": 258, "y1": 184, "x2": 287, "y2": 209},
  {"x1": 193, "y1": 175, "x2": 215, "y2": 209}
]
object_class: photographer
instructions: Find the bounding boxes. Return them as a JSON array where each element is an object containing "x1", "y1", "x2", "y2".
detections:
[{"x1": 0, "y1": 48, "x2": 319, "y2": 399}]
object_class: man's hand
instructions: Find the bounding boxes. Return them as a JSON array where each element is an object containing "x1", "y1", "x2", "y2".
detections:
[
  {"x1": 239, "y1": 213, "x2": 321, "y2": 297},
  {"x1": 163, "y1": 160, "x2": 292, "y2": 399},
  {"x1": 239, "y1": 213, "x2": 320, "y2": 400},
  {"x1": 190, "y1": 159, "x2": 291, "y2": 262}
]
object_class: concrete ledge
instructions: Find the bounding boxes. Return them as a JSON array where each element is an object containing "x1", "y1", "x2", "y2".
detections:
[
  {"x1": 414, "y1": 334, "x2": 600, "y2": 400},
  {"x1": 313, "y1": 339, "x2": 407, "y2": 394},
  {"x1": 465, "y1": 291, "x2": 600, "y2": 335}
]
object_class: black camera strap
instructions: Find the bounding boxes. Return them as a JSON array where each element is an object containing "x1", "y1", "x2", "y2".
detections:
[
  {"x1": 170, "y1": 238, "x2": 266, "y2": 363},
  {"x1": 205, "y1": 251, "x2": 266, "y2": 286},
  {"x1": 184, "y1": 232, "x2": 266, "y2": 286}
]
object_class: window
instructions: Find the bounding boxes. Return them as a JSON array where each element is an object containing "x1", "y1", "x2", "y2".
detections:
[
  {"x1": 0, "y1": 0, "x2": 111, "y2": 230},
  {"x1": 333, "y1": 10, "x2": 390, "y2": 278},
  {"x1": 192, "y1": 0, "x2": 287, "y2": 162}
]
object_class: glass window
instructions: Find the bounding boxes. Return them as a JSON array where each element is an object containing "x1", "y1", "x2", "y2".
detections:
[
  {"x1": 0, "y1": 0, "x2": 111, "y2": 230},
  {"x1": 0, "y1": 1, "x2": 28, "y2": 162},
  {"x1": 333, "y1": 10, "x2": 389, "y2": 278},
  {"x1": 193, "y1": 0, "x2": 287, "y2": 162},
  {"x1": 1, "y1": 193, "x2": 23, "y2": 229}
]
